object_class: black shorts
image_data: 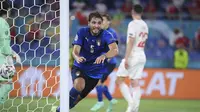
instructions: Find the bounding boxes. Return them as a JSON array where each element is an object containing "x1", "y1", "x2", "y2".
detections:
[{"x1": 71, "y1": 65, "x2": 99, "y2": 98}]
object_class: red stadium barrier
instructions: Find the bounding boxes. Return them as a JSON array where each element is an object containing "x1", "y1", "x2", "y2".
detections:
[
  {"x1": 10, "y1": 66, "x2": 60, "y2": 97},
  {"x1": 97, "y1": 68, "x2": 200, "y2": 99},
  {"x1": 10, "y1": 67, "x2": 200, "y2": 99}
]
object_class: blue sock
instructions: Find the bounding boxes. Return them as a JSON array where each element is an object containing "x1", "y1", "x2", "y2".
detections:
[
  {"x1": 56, "y1": 106, "x2": 60, "y2": 112},
  {"x1": 103, "y1": 85, "x2": 112, "y2": 101},
  {"x1": 56, "y1": 87, "x2": 80, "y2": 112},
  {"x1": 69, "y1": 87, "x2": 81, "y2": 109},
  {"x1": 96, "y1": 85, "x2": 103, "y2": 102}
]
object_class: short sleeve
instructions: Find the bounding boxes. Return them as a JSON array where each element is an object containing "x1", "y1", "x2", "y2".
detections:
[
  {"x1": 104, "y1": 32, "x2": 117, "y2": 45},
  {"x1": 113, "y1": 32, "x2": 117, "y2": 40},
  {"x1": 110, "y1": 29, "x2": 118, "y2": 40},
  {"x1": 112, "y1": 30, "x2": 118, "y2": 44},
  {"x1": 127, "y1": 22, "x2": 137, "y2": 38},
  {"x1": 0, "y1": 20, "x2": 12, "y2": 55},
  {"x1": 72, "y1": 28, "x2": 83, "y2": 46}
]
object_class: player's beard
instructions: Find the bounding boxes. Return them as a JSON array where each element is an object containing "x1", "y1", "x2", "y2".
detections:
[{"x1": 91, "y1": 28, "x2": 101, "y2": 36}]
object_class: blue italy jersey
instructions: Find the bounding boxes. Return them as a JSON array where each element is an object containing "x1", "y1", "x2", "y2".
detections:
[
  {"x1": 105, "y1": 27, "x2": 118, "y2": 64},
  {"x1": 72, "y1": 27, "x2": 117, "y2": 79}
]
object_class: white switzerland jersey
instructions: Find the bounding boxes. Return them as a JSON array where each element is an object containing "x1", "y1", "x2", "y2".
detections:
[{"x1": 127, "y1": 19, "x2": 148, "y2": 58}]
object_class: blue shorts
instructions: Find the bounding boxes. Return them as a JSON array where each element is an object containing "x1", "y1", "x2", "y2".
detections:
[{"x1": 101, "y1": 63, "x2": 116, "y2": 83}]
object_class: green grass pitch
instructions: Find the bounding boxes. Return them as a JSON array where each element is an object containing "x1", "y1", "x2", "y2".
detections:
[
  {"x1": 71, "y1": 98, "x2": 200, "y2": 112},
  {"x1": 0, "y1": 97, "x2": 59, "y2": 112},
  {"x1": 0, "y1": 98, "x2": 200, "y2": 112}
]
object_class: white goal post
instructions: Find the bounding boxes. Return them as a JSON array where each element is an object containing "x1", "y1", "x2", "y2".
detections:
[
  {"x1": 0, "y1": 0, "x2": 69, "y2": 112},
  {"x1": 60, "y1": 0, "x2": 69, "y2": 112}
]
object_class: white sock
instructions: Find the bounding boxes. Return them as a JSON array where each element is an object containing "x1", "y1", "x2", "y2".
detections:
[
  {"x1": 131, "y1": 86, "x2": 141, "y2": 109},
  {"x1": 119, "y1": 83, "x2": 133, "y2": 106}
]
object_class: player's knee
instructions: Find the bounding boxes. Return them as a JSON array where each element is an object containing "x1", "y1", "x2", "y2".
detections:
[
  {"x1": 115, "y1": 77, "x2": 125, "y2": 86},
  {"x1": 74, "y1": 83, "x2": 85, "y2": 92},
  {"x1": 74, "y1": 78, "x2": 85, "y2": 91},
  {"x1": 130, "y1": 79, "x2": 139, "y2": 87}
]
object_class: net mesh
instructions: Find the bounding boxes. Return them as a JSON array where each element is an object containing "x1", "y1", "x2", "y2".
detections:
[{"x1": 0, "y1": 0, "x2": 60, "y2": 111}]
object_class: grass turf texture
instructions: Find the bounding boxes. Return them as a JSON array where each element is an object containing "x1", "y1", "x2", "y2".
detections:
[
  {"x1": 0, "y1": 98, "x2": 200, "y2": 112},
  {"x1": 0, "y1": 97, "x2": 59, "y2": 112},
  {"x1": 71, "y1": 98, "x2": 200, "y2": 112}
]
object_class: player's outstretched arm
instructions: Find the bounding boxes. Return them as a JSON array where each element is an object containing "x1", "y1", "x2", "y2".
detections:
[
  {"x1": 72, "y1": 45, "x2": 86, "y2": 63},
  {"x1": 94, "y1": 42, "x2": 118, "y2": 64}
]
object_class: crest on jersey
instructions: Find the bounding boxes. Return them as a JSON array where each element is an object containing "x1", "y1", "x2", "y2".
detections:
[
  {"x1": 76, "y1": 71, "x2": 80, "y2": 76},
  {"x1": 74, "y1": 35, "x2": 78, "y2": 41},
  {"x1": 96, "y1": 39, "x2": 101, "y2": 46}
]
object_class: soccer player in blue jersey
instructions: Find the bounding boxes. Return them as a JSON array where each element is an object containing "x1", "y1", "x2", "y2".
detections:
[
  {"x1": 90, "y1": 13, "x2": 118, "y2": 112},
  {"x1": 56, "y1": 12, "x2": 118, "y2": 111}
]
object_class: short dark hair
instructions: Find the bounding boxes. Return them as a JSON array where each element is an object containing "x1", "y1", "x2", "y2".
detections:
[
  {"x1": 88, "y1": 11, "x2": 103, "y2": 22},
  {"x1": 101, "y1": 13, "x2": 111, "y2": 21},
  {"x1": 0, "y1": 0, "x2": 10, "y2": 16},
  {"x1": 133, "y1": 4, "x2": 143, "y2": 14}
]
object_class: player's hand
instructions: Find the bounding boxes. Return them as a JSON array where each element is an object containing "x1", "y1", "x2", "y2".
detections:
[
  {"x1": 75, "y1": 56, "x2": 86, "y2": 63},
  {"x1": 14, "y1": 54, "x2": 22, "y2": 64},
  {"x1": 124, "y1": 59, "x2": 129, "y2": 69},
  {"x1": 94, "y1": 55, "x2": 106, "y2": 64}
]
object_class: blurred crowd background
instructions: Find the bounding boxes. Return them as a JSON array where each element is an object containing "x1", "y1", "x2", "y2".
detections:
[
  {"x1": 6, "y1": 0, "x2": 60, "y2": 66},
  {"x1": 70, "y1": 0, "x2": 200, "y2": 69},
  {"x1": 5, "y1": 0, "x2": 200, "y2": 69}
]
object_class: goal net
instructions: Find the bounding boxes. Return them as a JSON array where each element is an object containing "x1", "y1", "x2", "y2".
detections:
[{"x1": 0, "y1": 0, "x2": 60, "y2": 111}]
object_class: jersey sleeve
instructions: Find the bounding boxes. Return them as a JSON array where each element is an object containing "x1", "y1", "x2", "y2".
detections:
[
  {"x1": 112, "y1": 30, "x2": 118, "y2": 44},
  {"x1": 104, "y1": 32, "x2": 117, "y2": 45},
  {"x1": 72, "y1": 28, "x2": 84, "y2": 46},
  {"x1": 127, "y1": 22, "x2": 137, "y2": 39},
  {"x1": 113, "y1": 31, "x2": 118, "y2": 40},
  {"x1": 0, "y1": 22, "x2": 12, "y2": 56}
]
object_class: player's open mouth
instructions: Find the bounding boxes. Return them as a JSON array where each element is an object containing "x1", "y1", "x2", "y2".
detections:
[{"x1": 93, "y1": 29, "x2": 100, "y2": 33}]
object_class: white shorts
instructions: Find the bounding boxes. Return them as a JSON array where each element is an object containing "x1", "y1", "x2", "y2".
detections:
[{"x1": 116, "y1": 59, "x2": 145, "y2": 79}]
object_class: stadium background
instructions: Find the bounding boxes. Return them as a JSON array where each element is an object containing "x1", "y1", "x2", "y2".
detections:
[{"x1": 0, "y1": 0, "x2": 200, "y2": 112}]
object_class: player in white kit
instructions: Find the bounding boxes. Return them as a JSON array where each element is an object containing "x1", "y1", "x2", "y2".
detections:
[{"x1": 116, "y1": 4, "x2": 148, "y2": 112}]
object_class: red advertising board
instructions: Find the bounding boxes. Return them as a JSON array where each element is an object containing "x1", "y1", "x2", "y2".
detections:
[{"x1": 10, "y1": 67, "x2": 200, "y2": 99}]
